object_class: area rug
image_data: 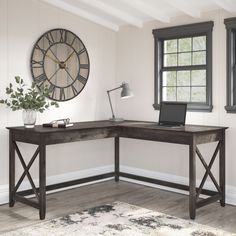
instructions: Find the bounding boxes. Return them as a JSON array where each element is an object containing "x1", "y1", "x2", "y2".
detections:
[{"x1": 3, "y1": 202, "x2": 235, "y2": 236}]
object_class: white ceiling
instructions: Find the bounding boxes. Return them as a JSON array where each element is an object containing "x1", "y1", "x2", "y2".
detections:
[{"x1": 42, "y1": 0, "x2": 236, "y2": 31}]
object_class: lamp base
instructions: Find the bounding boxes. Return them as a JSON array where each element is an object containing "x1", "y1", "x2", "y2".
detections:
[{"x1": 109, "y1": 117, "x2": 124, "y2": 122}]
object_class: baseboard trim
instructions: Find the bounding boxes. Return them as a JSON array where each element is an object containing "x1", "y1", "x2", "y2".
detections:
[
  {"x1": 0, "y1": 165, "x2": 114, "y2": 205},
  {"x1": 1, "y1": 165, "x2": 236, "y2": 206},
  {"x1": 120, "y1": 165, "x2": 236, "y2": 206}
]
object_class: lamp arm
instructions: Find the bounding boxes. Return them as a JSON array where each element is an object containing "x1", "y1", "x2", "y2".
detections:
[
  {"x1": 107, "y1": 91, "x2": 115, "y2": 119},
  {"x1": 107, "y1": 85, "x2": 122, "y2": 93}
]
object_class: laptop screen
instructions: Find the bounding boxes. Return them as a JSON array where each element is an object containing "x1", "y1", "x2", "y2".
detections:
[{"x1": 159, "y1": 102, "x2": 187, "y2": 126}]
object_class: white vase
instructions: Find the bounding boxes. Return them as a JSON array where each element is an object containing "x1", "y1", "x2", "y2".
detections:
[{"x1": 22, "y1": 109, "x2": 37, "y2": 128}]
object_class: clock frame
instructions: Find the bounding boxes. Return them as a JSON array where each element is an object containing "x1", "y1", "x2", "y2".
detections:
[{"x1": 30, "y1": 28, "x2": 90, "y2": 101}]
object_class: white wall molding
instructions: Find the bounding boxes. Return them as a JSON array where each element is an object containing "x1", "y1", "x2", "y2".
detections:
[
  {"x1": 0, "y1": 165, "x2": 114, "y2": 205},
  {"x1": 1, "y1": 165, "x2": 236, "y2": 206},
  {"x1": 120, "y1": 165, "x2": 236, "y2": 206}
]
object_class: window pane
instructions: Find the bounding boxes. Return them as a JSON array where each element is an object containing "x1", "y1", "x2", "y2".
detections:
[
  {"x1": 191, "y1": 87, "x2": 206, "y2": 102},
  {"x1": 192, "y1": 70, "x2": 206, "y2": 86},
  {"x1": 193, "y1": 36, "x2": 206, "y2": 51},
  {"x1": 178, "y1": 38, "x2": 191, "y2": 52},
  {"x1": 164, "y1": 54, "x2": 177, "y2": 66},
  {"x1": 177, "y1": 87, "x2": 190, "y2": 101},
  {"x1": 177, "y1": 71, "x2": 190, "y2": 86},
  {"x1": 193, "y1": 51, "x2": 206, "y2": 65},
  {"x1": 163, "y1": 71, "x2": 176, "y2": 86},
  {"x1": 163, "y1": 87, "x2": 176, "y2": 101},
  {"x1": 164, "y1": 39, "x2": 177, "y2": 53},
  {"x1": 154, "y1": 21, "x2": 213, "y2": 111},
  {"x1": 178, "y1": 52, "x2": 191, "y2": 66}
]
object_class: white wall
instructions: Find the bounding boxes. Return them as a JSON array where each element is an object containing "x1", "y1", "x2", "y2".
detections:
[
  {"x1": 0, "y1": 0, "x2": 117, "y2": 185},
  {"x1": 116, "y1": 10, "x2": 236, "y2": 189}
]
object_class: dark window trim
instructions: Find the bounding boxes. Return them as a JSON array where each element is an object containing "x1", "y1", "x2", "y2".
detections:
[
  {"x1": 224, "y1": 17, "x2": 236, "y2": 113},
  {"x1": 152, "y1": 21, "x2": 214, "y2": 112}
]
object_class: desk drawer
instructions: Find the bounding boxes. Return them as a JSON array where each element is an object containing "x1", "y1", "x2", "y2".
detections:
[{"x1": 43, "y1": 127, "x2": 118, "y2": 145}]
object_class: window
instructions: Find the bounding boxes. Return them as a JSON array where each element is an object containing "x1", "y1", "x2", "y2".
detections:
[
  {"x1": 224, "y1": 17, "x2": 236, "y2": 113},
  {"x1": 152, "y1": 22, "x2": 213, "y2": 112}
]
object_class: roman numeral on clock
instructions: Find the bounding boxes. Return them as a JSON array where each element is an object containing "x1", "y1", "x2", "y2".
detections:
[
  {"x1": 35, "y1": 73, "x2": 47, "y2": 84},
  {"x1": 80, "y1": 64, "x2": 89, "y2": 69},
  {"x1": 35, "y1": 44, "x2": 47, "y2": 54},
  {"x1": 49, "y1": 84, "x2": 56, "y2": 99},
  {"x1": 45, "y1": 32, "x2": 54, "y2": 45},
  {"x1": 70, "y1": 35, "x2": 76, "y2": 47},
  {"x1": 31, "y1": 60, "x2": 44, "y2": 68},
  {"x1": 71, "y1": 85, "x2": 78, "y2": 96},
  {"x1": 76, "y1": 48, "x2": 86, "y2": 57},
  {"x1": 59, "y1": 88, "x2": 66, "y2": 100},
  {"x1": 59, "y1": 29, "x2": 66, "y2": 42},
  {"x1": 37, "y1": 80, "x2": 46, "y2": 89},
  {"x1": 77, "y1": 75, "x2": 87, "y2": 85}
]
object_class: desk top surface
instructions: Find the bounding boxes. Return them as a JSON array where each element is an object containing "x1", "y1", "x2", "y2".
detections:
[{"x1": 7, "y1": 120, "x2": 228, "y2": 134}]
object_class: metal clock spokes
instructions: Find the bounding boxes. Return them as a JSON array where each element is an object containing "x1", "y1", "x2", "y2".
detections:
[
  {"x1": 64, "y1": 68, "x2": 75, "y2": 83},
  {"x1": 48, "y1": 68, "x2": 60, "y2": 81}
]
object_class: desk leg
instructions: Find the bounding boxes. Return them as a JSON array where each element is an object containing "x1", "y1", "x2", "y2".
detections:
[
  {"x1": 39, "y1": 144, "x2": 46, "y2": 220},
  {"x1": 219, "y1": 130, "x2": 225, "y2": 207},
  {"x1": 115, "y1": 137, "x2": 119, "y2": 182},
  {"x1": 9, "y1": 131, "x2": 15, "y2": 207},
  {"x1": 189, "y1": 139, "x2": 196, "y2": 219}
]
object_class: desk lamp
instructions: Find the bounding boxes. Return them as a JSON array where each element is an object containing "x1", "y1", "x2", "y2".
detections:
[{"x1": 107, "y1": 82, "x2": 133, "y2": 122}]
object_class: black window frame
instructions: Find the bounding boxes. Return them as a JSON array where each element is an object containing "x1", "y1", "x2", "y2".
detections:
[
  {"x1": 224, "y1": 17, "x2": 236, "y2": 113},
  {"x1": 152, "y1": 21, "x2": 214, "y2": 112}
]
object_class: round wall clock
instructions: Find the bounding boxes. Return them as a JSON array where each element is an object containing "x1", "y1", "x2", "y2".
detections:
[{"x1": 30, "y1": 28, "x2": 90, "y2": 101}]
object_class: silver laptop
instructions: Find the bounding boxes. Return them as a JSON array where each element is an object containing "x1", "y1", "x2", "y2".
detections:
[{"x1": 158, "y1": 102, "x2": 187, "y2": 127}]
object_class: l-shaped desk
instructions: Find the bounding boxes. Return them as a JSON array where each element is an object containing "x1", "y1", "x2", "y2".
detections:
[{"x1": 7, "y1": 120, "x2": 227, "y2": 220}]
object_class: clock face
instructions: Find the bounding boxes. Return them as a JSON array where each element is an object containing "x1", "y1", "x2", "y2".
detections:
[{"x1": 30, "y1": 28, "x2": 90, "y2": 101}]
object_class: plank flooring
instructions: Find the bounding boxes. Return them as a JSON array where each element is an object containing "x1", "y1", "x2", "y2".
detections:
[{"x1": 0, "y1": 180, "x2": 236, "y2": 234}]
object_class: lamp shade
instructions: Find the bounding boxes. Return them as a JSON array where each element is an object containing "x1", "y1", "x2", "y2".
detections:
[
  {"x1": 120, "y1": 82, "x2": 133, "y2": 99},
  {"x1": 107, "y1": 81, "x2": 133, "y2": 122}
]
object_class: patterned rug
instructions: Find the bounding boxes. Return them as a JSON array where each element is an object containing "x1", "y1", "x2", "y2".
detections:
[{"x1": 3, "y1": 202, "x2": 235, "y2": 236}]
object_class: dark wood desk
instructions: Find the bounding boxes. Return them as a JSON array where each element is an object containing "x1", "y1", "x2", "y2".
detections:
[{"x1": 7, "y1": 120, "x2": 227, "y2": 220}]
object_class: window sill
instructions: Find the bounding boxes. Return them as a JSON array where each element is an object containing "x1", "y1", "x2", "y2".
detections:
[
  {"x1": 153, "y1": 103, "x2": 213, "y2": 112},
  {"x1": 225, "y1": 105, "x2": 236, "y2": 113}
]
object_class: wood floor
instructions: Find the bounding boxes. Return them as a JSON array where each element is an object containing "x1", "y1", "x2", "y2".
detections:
[{"x1": 0, "y1": 180, "x2": 236, "y2": 234}]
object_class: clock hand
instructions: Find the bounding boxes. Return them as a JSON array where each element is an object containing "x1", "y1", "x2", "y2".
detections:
[
  {"x1": 49, "y1": 48, "x2": 61, "y2": 62},
  {"x1": 64, "y1": 51, "x2": 75, "y2": 63},
  {"x1": 45, "y1": 54, "x2": 60, "y2": 64}
]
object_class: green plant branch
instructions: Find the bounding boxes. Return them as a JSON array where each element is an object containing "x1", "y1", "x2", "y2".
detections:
[{"x1": 0, "y1": 76, "x2": 59, "y2": 112}]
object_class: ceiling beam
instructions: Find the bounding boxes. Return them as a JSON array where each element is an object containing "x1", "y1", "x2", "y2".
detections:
[
  {"x1": 211, "y1": 0, "x2": 236, "y2": 13},
  {"x1": 79, "y1": 0, "x2": 143, "y2": 28},
  {"x1": 42, "y1": 0, "x2": 119, "y2": 31},
  {"x1": 165, "y1": 0, "x2": 201, "y2": 18},
  {"x1": 120, "y1": 0, "x2": 170, "y2": 23}
]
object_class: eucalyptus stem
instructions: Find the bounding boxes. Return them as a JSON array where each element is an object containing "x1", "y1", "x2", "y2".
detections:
[{"x1": 0, "y1": 76, "x2": 59, "y2": 112}]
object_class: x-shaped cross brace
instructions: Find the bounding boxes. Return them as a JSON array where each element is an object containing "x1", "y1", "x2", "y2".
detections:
[
  {"x1": 13, "y1": 142, "x2": 40, "y2": 202},
  {"x1": 9, "y1": 140, "x2": 46, "y2": 219},
  {"x1": 196, "y1": 142, "x2": 221, "y2": 201}
]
